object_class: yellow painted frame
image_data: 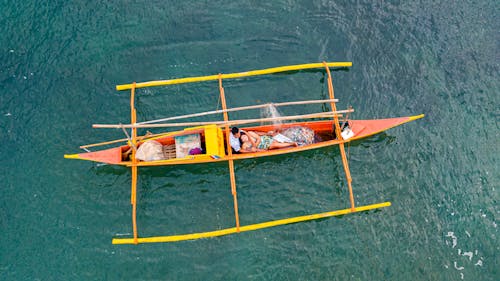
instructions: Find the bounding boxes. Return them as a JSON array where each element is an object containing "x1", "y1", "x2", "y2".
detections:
[{"x1": 73, "y1": 61, "x2": 422, "y2": 245}]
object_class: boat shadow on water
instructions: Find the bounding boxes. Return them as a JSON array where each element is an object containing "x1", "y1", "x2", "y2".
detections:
[{"x1": 349, "y1": 131, "x2": 397, "y2": 148}]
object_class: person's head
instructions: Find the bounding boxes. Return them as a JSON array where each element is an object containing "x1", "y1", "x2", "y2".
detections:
[
  {"x1": 231, "y1": 127, "x2": 241, "y2": 138},
  {"x1": 240, "y1": 134, "x2": 249, "y2": 142}
]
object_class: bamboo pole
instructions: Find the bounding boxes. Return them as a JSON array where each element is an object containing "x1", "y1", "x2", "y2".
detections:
[
  {"x1": 323, "y1": 62, "x2": 355, "y2": 212},
  {"x1": 116, "y1": 62, "x2": 352, "y2": 90},
  {"x1": 80, "y1": 99, "x2": 338, "y2": 149},
  {"x1": 93, "y1": 110, "x2": 353, "y2": 129},
  {"x1": 80, "y1": 138, "x2": 131, "y2": 149},
  {"x1": 131, "y1": 164, "x2": 138, "y2": 244},
  {"x1": 218, "y1": 74, "x2": 240, "y2": 232},
  {"x1": 137, "y1": 98, "x2": 338, "y2": 125},
  {"x1": 130, "y1": 82, "x2": 139, "y2": 244},
  {"x1": 79, "y1": 129, "x2": 205, "y2": 150}
]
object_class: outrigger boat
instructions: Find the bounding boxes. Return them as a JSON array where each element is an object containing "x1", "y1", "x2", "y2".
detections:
[{"x1": 65, "y1": 62, "x2": 423, "y2": 245}]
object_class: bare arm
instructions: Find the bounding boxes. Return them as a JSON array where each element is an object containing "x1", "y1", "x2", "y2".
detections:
[
  {"x1": 245, "y1": 131, "x2": 261, "y2": 147},
  {"x1": 239, "y1": 141, "x2": 265, "y2": 153},
  {"x1": 239, "y1": 147, "x2": 254, "y2": 153},
  {"x1": 248, "y1": 130, "x2": 272, "y2": 136},
  {"x1": 239, "y1": 147, "x2": 265, "y2": 153}
]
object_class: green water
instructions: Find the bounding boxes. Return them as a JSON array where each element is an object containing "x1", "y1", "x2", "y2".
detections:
[{"x1": 1, "y1": 1, "x2": 498, "y2": 280}]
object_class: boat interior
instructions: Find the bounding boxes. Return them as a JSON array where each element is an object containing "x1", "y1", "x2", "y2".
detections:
[{"x1": 120, "y1": 121, "x2": 346, "y2": 164}]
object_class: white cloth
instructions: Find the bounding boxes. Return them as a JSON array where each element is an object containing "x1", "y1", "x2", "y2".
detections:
[
  {"x1": 135, "y1": 140, "x2": 164, "y2": 161},
  {"x1": 341, "y1": 127, "x2": 355, "y2": 140},
  {"x1": 272, "y1": 133, "x2": 293, "y2": 143},
  {"x1": 229, "y1": 133, "x2": 241, "y2": 152}
]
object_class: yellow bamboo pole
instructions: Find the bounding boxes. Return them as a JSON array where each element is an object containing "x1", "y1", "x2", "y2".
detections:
[
  {"x1": 131, "y1": 165, "x2": 138, "y2": 244},
  {"x1": 111, "y1": 201, "x2": 391, "y2": 244},
  {"x1": 323, "y1": 62, "x2": 355, "y2": 212},
  {"x1": 219, "y1": 74, "x2": 240, "y2": 232},
  {"x1": 130, "y1": 82, "x2": 139, "y2": 244},
  {"x1": 92, "y1": 110, "x2": 352, "y2": 129},
  {"x1": 116, "y1": 62, "x2": 352, "y2": 90}
]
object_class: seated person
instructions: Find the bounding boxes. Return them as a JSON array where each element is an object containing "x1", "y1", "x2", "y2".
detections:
[{"x1": 229, "y1": 127, "x2": 243, "y2": 153}]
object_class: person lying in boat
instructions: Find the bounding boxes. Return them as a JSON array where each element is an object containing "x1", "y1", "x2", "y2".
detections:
[
  {"x1": 239, "y1": 130, "x2": 297, "y2": 152},
  {"x1": 230, "y1": 127, "x2": 297, "y2": 153},
  {"x1": 240, "y1": 139, "x2": 262, "y2": 152}
]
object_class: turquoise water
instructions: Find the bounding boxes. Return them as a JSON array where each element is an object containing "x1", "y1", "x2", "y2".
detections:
[{"x1": 1, "y1": 1, "x2": 498, "y2": 280}]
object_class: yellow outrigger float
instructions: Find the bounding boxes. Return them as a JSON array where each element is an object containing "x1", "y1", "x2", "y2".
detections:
[{"x1": 65, "y1": 62, "x2": 423, "y2": 245}]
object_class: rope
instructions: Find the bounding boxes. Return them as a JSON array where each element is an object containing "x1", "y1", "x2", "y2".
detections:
[{"x1": 341, "y1": 105, "x2": 353, "y2": 130}]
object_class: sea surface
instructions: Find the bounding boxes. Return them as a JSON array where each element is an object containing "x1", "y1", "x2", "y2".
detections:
[{"x1": 0, "y1": 1, "x2": 498, "y2": 280}]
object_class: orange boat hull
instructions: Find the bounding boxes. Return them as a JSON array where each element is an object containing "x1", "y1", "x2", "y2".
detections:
[{"x1": 65, "y1": 115, "x2": 424, "y2": 166}]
